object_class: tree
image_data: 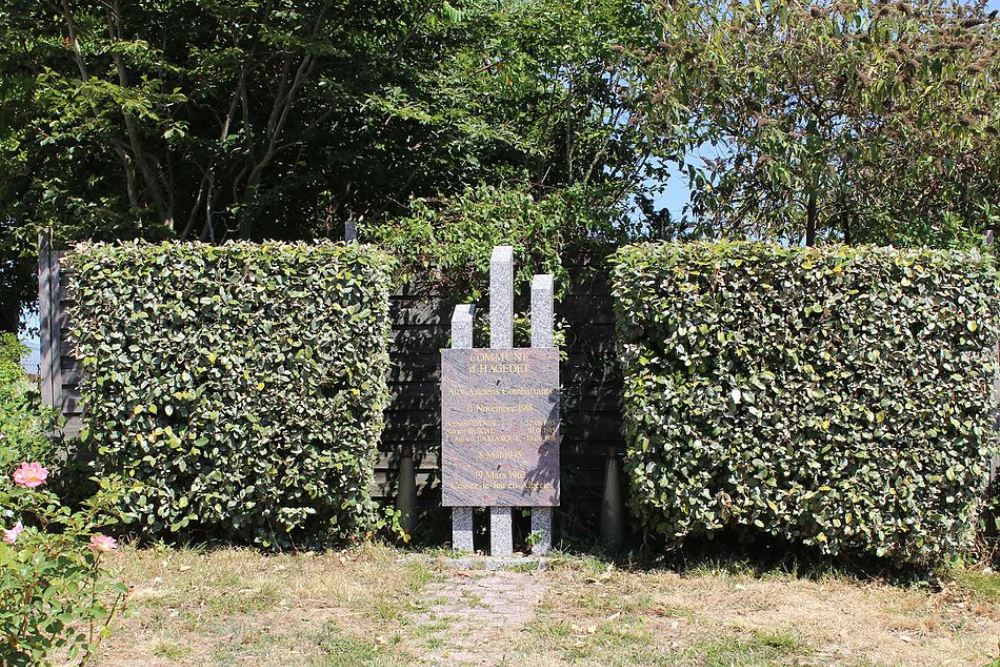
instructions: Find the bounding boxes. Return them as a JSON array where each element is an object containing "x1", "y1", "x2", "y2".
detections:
[
  {"x1": 0, "y1": 0, "x2": 673, "y2": 330},
  {"x1": 642, "y1": 0, "x2": 1000, "y2": 247}
]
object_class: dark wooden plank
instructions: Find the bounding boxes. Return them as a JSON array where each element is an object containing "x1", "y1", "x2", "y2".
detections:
[
  {"x1": 48, "y1": 243, "x2": 64, "y2": 410},
  {"x1": 375, "y1": 448, "x2": 440, "y2": 470},
  {"x1": 388, "y1": 353, "x2": 441, "y2": 383},
  {"x1": 566, "y1": 272, "x2": 613, "y2": 296},
  {"x1": 38, "y1": 235, "x2": 55, "y2": 408},
  {"x1": 563, "y1": 413, "x2": 625, "y2": 441},
  {"x1": 62, "y1": 418, "x2": 84, "y2": 440},
  {"x1": 60, "y1": 389, "x2": 83, "y2": 415},
  {"x1": 394, "y1": 281, "x2": 445, "y2": 297},
  {"x1": 382, "y1": 415, "x2": 440, "y2": 444},
  {"x1": 62, "y1": 364, "x2": 81, "y2": 384},
  {"x1": 562, "y1": 324, "x2": 616, "y2": 353},
  {"x1": 373, "y1": 470, "x2": 441, "y2": 497},
  {"x1": 561, "y1": 366, "x2": 620, "y2": 387},
  {"x1": 392, "y1": 326, "x2": 450, "y2": 354},
  {"x1": 390, "y1": 297, "x2": 455, "y2": 327},
  {"x1": 56, "y1": 266, "x2": 75, "y2": 294},
  {"x1": 387, "y1": 383, "x2": 440, "y2": 411},
  {"x1": 558, "y1": 294, "x2": 615, "y2": 325}
]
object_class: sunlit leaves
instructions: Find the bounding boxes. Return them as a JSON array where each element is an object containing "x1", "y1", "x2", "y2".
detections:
[
  {"x1": 612, "y1": 240, "x2": 1000, "y2": 564},
  {"x1": 641, "y1": 0, "x2": 1000, "y2": 247},
  {"x1": 66, "y1": 241, "x2": 394, "y2": 548}
]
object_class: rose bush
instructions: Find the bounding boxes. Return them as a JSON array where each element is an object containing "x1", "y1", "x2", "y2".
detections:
[
  {"x1": 0, "y1": 460, "x2": 127, "y2": 665},
  {"x1": 1, "y1": 335, "x2": 127, "y2": 665}
]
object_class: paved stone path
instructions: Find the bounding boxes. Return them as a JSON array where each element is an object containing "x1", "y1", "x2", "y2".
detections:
[{"x1": 414, "y1": 569, "x2": 547, "y2": 665}]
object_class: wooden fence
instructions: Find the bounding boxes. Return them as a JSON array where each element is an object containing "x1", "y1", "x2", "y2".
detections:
[{"x1": 38, "y1": 244, "x2": 624, "y2": 539}]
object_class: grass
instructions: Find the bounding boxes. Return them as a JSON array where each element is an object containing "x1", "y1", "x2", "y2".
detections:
[
  {"x1": 89, "y1": 544, "x2": 1000, "y2": 666},
  {"x1": 151, "y1": 641, "x2": 191, "y2": 660},
  {"x1": 951, "y1": 567, "x2": 1000, "y2": 606},
  {"x1": 688, "y1": 629, "x2": 809, "y2": 667},
  {"x1": 94, "y1": 543, "x2": 435, "y2": 665}
]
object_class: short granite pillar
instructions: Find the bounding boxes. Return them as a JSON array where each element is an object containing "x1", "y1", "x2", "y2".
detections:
[
  {"x1": 489, "y1": 246, "x2": 514, "y2": 556},
  {"x1": 451, "y1": 304, "x2": 476, "y2": 552},
  {"x1": 489, "y1": 506, "x2": 513, "y2": 556},
  {"x1": 531, "y1": 274, "x2": 555, "y2": 555}
]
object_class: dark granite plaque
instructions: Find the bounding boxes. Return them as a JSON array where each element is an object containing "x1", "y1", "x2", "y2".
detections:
[{"x1": 441, "y1": 348, "x2": 560, "y2": 507}]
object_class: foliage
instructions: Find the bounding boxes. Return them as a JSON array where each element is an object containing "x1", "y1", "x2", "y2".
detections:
[
  {"x1": 611, "y1": 241, "x2": 1000, "y2": 564},
  {"x1": 0, "y1": 0, "x2": 669, "y2": 328},
  {"x1": 642, "y1": 0, "x2": 1000, "y2": 247},
  {"x1": 0, "y1": 461, "x2": 126, "y2": 666},
  {"x1": 363, "y1": 182, "x2": 632, "y2": 301},
  {"x1": 974, "y1": 477, "x2": 1000, "y2": 566},
  {"x1": 0, "y1": 333, "x2": 53, "y2": 467},
  {"x1": 65, "y1": 241, "x2": 395, "y2": 548}
]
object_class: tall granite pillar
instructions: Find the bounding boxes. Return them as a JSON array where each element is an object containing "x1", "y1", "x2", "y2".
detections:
[{"x1": 489, "y1": 246, "x2": 514, "y2": 557}]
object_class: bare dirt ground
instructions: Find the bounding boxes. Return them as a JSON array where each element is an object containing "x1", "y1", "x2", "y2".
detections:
[{"x1": 89, "y1": 545, "x2": 1000, "y2": 666}]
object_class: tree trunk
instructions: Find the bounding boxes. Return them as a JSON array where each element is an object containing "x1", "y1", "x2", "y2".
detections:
[{"x1": 805, "y1": 191, "x2": 817, "y2": 246}]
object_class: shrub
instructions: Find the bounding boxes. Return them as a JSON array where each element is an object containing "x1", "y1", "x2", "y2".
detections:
[
  {"x1": 1, "y1": 340, "x2": 126, "y2": 663},
  {"x1": 66, "y1": 241, "x2": 395, "y2": 548},
  {"x1": 0, "y1": 460, "x2": 126, "y2": 665},
  {"x1": 361, "y1": 183, "x2": 630, "y2": 297},
  {"x1": 610, "y1": 241, "x2": 1000, "y2": 564},
  {"x1": 0, "y1": 334, "x2": 54, "y2": 466}
]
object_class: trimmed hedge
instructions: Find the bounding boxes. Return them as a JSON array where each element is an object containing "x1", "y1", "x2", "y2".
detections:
[
  {"x1": 66, "y1": 241, "x2": 394, "y2": 548},
  {"x1": 611, "y1": 241, "x2": 1000, "y2": 564}
]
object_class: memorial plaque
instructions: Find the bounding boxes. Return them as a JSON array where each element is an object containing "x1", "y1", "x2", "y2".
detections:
[{"x1": 441, "y1": 347, "x2": 560, "y2": 507}]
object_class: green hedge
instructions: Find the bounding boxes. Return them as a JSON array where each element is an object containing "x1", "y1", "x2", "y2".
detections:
[
  {"x1": 610, "y1": 241, "x2": 1000, "y2": 564},
  {"x1": 66, "y1": 241, "x2": 394, "y2": 548}
]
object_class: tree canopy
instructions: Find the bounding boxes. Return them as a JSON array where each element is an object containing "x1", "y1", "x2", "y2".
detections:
[
  {"x1": 643, "y1": 0, "x2": 1000, "y2": 247},
  {"x1": 2, "y1": 0, "x2": 664, "y2": 239},
  {"x1": 1, "y1": 0, "x2": 998, "y2": 330},
  {"x1": 1, "y1": 0, "x2": 670, "y2": 327}
]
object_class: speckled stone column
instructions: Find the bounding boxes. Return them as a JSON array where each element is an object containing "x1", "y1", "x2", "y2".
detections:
[
  {"x1": 490, "y1": 246, "x2": 514, "y2": 348},
  {"x1": 489, "y1": 246, "x2": 514, "y2": 557},
  {"x1": 451, "y1": 303, "x2": 476, "y2": 553},
  {"x1": 531, "y1": 274, "x2": 555, "y2": 555}
]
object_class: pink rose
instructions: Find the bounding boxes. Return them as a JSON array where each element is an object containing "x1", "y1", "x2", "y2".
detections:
[
  {"x1": 2, "y1": 521, "x2": 24, "y2": 544},
  {"x1": 89, "y1": 533, "x2": 117, "y2": 553},
  {"x1": 12, "y1": 462, "x2": 49, "y2": 489}
]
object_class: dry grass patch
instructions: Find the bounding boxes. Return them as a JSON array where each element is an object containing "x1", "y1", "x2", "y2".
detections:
[
  {"x1": 94, "y1": 542, "x2": 439, "y2": 666},
  {"x1": 523, "y1": 555, "x2": 1000, "y2": 666},
  {"x1": 84, "y1": 545, "x2": 1000, "y2": 666}
]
